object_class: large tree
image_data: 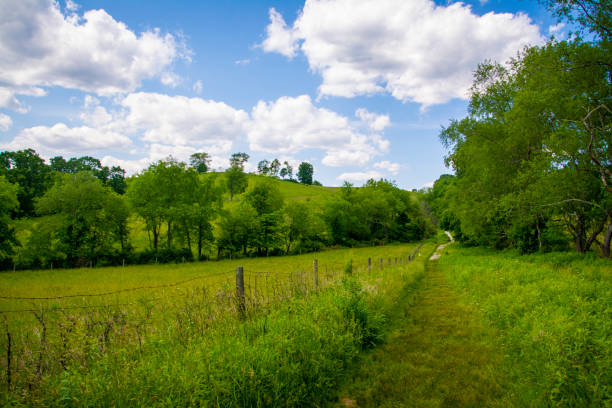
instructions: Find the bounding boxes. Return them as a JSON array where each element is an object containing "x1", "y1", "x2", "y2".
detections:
[
  {"x1": 440, "y1": 38, "x2": 611, "y2": 255},
  {"x1": 0, "y1": 149, "x2": 52, "y2": 217},
  {"x1": 244, "y1": 180, "x2": 285, "y2": 255},
  {"x1": 0, "y1": 176, "x2": 19, "y2": 268},
  {"x1": 36, "y1": 172, "x2": 128, "y2": 265},
  {"x1": 190, "y1": 152, "x2": 211, "y2": 173},
  {"x1": 297, "y1": 162, "x2": 313, "y2": 185}
]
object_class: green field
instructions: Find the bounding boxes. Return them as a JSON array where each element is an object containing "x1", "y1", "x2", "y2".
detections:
[{"x1": 0, "y1": 241, "x2": 428, "y2": 406}]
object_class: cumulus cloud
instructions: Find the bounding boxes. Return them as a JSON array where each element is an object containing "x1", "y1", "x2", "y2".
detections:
[
  {"x1": 337, "y1": 170, "x2": 383, "y2": 182},
  {"x1": 0, "y1": 114, "x2": 12, "y2": 131},
  {"x1": 373, "y1": 160, "x2": 401, "y2": 175},
  {"x1": 355, "y1": 108, "x2": 390, "y2": 131},
  {"x1": 262, "y1": 0, "x2": 543, "y2": 106},
  {"x1": 548, "y1": 22, "x2": 565, "y2": 35},
  {"x1": 260, "y1": 8, "x2": 299, "y2": 58},
  {"x1": 0, "y1": 0, "x2": 184, "y2": 97},
  {"x1": 4, "y1": 123, "x2": 132, "y2": 157},
  {"x1": 120, "y1": 93, "x2": 248, "y2": 153},
  {"x1": 248, "y1": 94, "x2": 388, "y2": 167}
]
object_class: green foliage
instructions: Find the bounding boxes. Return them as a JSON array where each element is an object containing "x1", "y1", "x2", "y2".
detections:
[
  {"x1": 127, "y1": 159, "x2": 223, "y2": 256},
  {"x1": 297, "y1": 161, "x2": 313, "y2": 185},
  {"x1": 438, "y1": 247, "x2": 612, "y2": 406},
  {"x1": 225, "y1": 164, "x2": 248, "y2": 201},
  {"x1": 324, "y1": 179, "x2": 429, "y2": 246},
  {"x1": 50, "y1": 155, "x2": 127, "y2": 194},
  {"x1": 189, "y1": 151, "x2": 210, "y2": 173},
  {"x1": 244, "y1": 180, "x2": 285, "y2": 255},
  {"x1": 36, "y1": 172, "x2": 128, "y2": 266},
  {"x1": 0, "y1": 148, "x2": 52, "y2": 216},
  {"x1": 437, "y1": 38, "x2": 612, "y2": 255},
  {"x1": 229, "y1": 152, "x2": 250, "y2": 169},
  {"x1": 0, "y1": 175, "x2": 19, "y2": 267}
]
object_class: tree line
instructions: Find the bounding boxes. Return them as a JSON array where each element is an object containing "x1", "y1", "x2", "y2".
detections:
[
  {"x1": 0, "y1": 150, "x2": 430, "y2": 270},
  {"x1": 426, "y1": 0, "x2": 612, "y2": 257}
]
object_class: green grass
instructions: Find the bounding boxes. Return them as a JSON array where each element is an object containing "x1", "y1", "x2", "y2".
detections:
[
  {"x1": 336, "y1": 243, "x2": 512, "y2": 407},
  {"x1": 437, "y1": 247, "x2": 612, "y2": 407},
  {"x1": 0, "y1": 242, "x2": 426, "y2": 406}
]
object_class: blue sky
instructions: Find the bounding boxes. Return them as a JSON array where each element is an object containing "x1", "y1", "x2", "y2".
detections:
[{"x1": 0, "y1": 0, "x2": 564, "y2": 189}]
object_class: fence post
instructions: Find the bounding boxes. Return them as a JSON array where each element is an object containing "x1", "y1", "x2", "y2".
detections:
[
  {"x1": 236, "y1": 266, "x2": 246, "y2": 318},
  {"x1": 395, "y1": 257, "x2": 397, "y2": 264},
  {"x1": 380, "y1": 258, "x2": 383, "y2": 269},
  {"x1": 388, "y1": 257, "x2": 391, "y2": 265},
  {"x1": 313, "y1": 259, "x2": 318, "y2": 289},
  {"x1": 368, "y1": 257, "x2": 371, "y2": 273}
]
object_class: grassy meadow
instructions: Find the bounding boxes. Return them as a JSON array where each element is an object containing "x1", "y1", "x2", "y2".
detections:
[
  {"x1": 0, "y1": 241, "x2": 430, "y2": 406},
  {"x1": 437, "y1": 247, "x2": 612, "y2": 407}
]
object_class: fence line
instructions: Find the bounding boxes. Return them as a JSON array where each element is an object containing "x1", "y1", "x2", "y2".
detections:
[
  {"x1": 0, "y1": 245, "x2": 422, "y2": 313},
  {"x1": 0, "y1": 270, "x2": 236, "y2": 301}
]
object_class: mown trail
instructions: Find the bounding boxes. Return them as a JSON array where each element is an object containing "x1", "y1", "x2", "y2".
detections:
[{"x1": 336, "y1": 245, "x2": 513, "y2": 407}]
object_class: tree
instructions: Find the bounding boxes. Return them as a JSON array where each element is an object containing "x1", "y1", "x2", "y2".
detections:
[
  {"x1": 540, "y1": 0, "x2": 612, "y2": 41},
  {"x1": 190, "y1": 152, "x2": 211, "y2": 173},
  {"x1": 36, "y1": 172, "x2": 128, "y2": 265},
  {"x1": 245, "y1": 180, "x2": 285, "y2": 255},
  {"x1": 280, "y1": 161, "x2": 293, "y2": 180},
  {"x1": 282, "y1": 201, "x2": 312, "y2": 253},
  {"x1": 257, "y1": 159, "x2": 270, "y2": 175},
  {"x1": 297, "y1": 162, "x2": 313, "y2": 185},
  {"x1": 225, "y1": 165, "x2": 248, "y2": 201},
  {"x1": 0, "y1": 176, "x2": 19, "y2": 268},
  {"x1": 269, "y1": 159, "x2": 281, "y2": 177},
  {"x1": 50, "y1": 155, "x2": 126, "y2": 194},
  {"x1": 217, "y1": 203, "x2": 258, "y2": 256},
  {"x1": 108, "y1": 166, "x2": 127, "y2": 194},
  {"x1": 230, "y1": 152, "x2": 250, "y2": 169},
  {"x1": 0, "y1": 149, "x2": 52, "y2": 217},
  {"x1": 439, "y1": 38, "x2": 611, "y2": 255}
]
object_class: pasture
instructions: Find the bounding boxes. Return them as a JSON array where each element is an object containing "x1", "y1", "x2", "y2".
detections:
[{"x1": 0, "y1": 242, "x2": 427, "y2": 405}]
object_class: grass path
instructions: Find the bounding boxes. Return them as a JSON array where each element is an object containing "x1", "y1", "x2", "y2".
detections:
[{"x1": 335, "y1": 260, "x2": 514, "y2": 407}]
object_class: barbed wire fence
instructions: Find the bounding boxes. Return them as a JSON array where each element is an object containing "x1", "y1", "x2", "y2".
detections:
[{"x1": 0, "y1": 244, "x2": 424, "y2": 393}]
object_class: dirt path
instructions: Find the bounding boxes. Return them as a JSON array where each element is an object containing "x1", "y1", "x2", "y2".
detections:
[
  {"x1": 336, "y1": 242, "x2": 512, "y2": 407},
  {"x1": 429, "y1": 231, "x2": 454, "y2": 260}
]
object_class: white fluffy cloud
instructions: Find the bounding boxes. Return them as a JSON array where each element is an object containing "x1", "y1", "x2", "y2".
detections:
[
  {"x1": 355, "y1": 108, "x2": 390, "y2": 132},
  {"x1": 337, "y1": 170, "x2": 383, "y2": 182},
  {"x1": 4, "y1": 123, "x2": 132, "y2": 157},
  {"x1": 0, "y1": 0, "x2": 183, "y2": 97},
  {"x1": 248, "y1": 95, "x2": 388, "y2": 167},
  {"x1": 120, "y1": 92, "x2": 248, "y2": 153},
  {"x1": 262, "y1": 0, "x2": 543, "y2": 106},
  {"x1": 0, "y1": 114, "x2": 12, "y2": 131},
  {"x1": 373, "y1": 160, "x2": 401, "y2": 175},
  {"x1": 261, "y1": 8, "x2": 299, "y2": 58}
]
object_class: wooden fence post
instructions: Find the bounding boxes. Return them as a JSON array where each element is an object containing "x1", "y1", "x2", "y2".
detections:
[
  {"x1": 236, "y1": 266, "x2": 246, "y2": 318},
  {"x1": 380, "y1": 258, "x2": 383, "y2": 269},
  {"x1": 395, "y1": 257, "x2": 397, "y2": 264},
  {"x1": 368, "y1": 257, "x2": 371, "y2": 272},
  {"x1": 313, "y1": 259, "x2": 318, "y2": 289}
]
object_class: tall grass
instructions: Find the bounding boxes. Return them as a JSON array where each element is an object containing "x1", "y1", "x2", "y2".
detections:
[
  {"x1": 0, "y1": 243, "x2": 428, "y2": 406},
  {"x1": 438, "y1": 247, "x2": 612, "y2": 407}
]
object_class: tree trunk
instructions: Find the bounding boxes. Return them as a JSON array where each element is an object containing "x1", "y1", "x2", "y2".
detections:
[
  {"x1": 197, "y1": 224, "x2": 203, "y2": 259},
  {"x1": 585, "y1": 220, "x2": 605, "y2": 253},
  {"x1": 184, "y1": 222, "x2": 192, "y2": 253},
  {"x1": 600, "y1": 220, "x2": 612, "y2": 258},
  {"x1": 575, "y1": 215, "x2": 586, "y2": 253},
  {"x1": 153, "y1": 226, "x2": 159, "y2": 250},
  {"x1": 167, "y1": 221, "x2": 172, "y2": 249}
]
